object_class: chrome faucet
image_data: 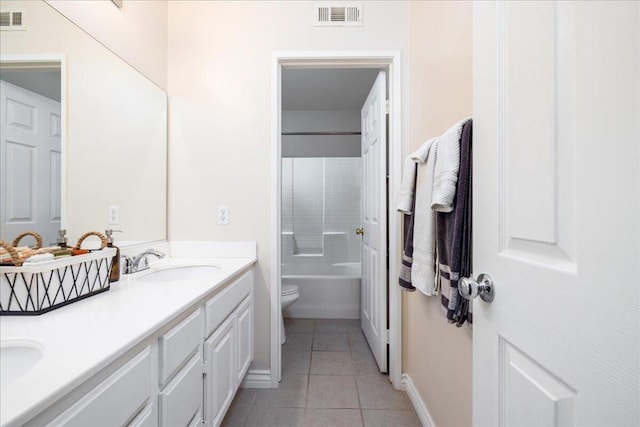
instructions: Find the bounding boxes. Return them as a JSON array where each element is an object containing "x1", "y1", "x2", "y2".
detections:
[
  {"x1": 122, "y1": 249, "x2": 165, "y2": 274},
  {"x1": 122, "y1": 255, "x2": 135, "y2": 274},
  {"x1": 133, "y1": 249, "x2": 165, "y2": 272}
]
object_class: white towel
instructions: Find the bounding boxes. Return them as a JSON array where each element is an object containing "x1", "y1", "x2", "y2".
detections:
[
  {"x1": 397, "y1": 156, "x2": 417, "y2": 214},
  {"x1": 431, "y1": 118, "x2": 470, "y2": 212},
  {"x1": 410, "y1": 138, "x2": 439, "y2": 296},
  {"x1": 411, "y1": 137, "x2": 436, "y2": 163}
]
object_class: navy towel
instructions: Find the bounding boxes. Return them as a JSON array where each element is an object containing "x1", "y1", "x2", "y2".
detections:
[{"x1": 438, "y1": 119, "x2": 473, "y2": 326}]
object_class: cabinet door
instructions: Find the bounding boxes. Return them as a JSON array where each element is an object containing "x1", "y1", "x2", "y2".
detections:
[
  {"x1": 235, "y1": 294, "x2": 253, "y2": 383},
  {"x1": 204, "y1": 315, "x2": 236, "y2": 427}
]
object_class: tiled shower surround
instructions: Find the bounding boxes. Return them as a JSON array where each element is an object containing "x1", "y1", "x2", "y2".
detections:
[{"x1": 282, "y1": 157, "x2": 361, "y2": 266}]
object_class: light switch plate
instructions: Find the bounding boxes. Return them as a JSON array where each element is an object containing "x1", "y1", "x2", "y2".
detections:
[{"x1": 217, "y1": 206, "x2": 229, "y2": 225}]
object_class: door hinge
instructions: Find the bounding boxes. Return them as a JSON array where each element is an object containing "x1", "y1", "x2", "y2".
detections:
[
  {"x1": 384, "y1": 100, "x2": 390, "y2": 115},
  {"x1": 384, "y1": 329, "x2": 390, "y2": 344}
]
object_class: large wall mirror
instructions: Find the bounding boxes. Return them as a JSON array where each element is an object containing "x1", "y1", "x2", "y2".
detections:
[{"x1": 0, "y1": 0, "x2": 167, "y2": 246}]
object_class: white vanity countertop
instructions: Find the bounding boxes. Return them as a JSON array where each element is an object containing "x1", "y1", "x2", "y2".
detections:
[{"x1": 0, "y1": 256, "x2": 256, "y2": 427}]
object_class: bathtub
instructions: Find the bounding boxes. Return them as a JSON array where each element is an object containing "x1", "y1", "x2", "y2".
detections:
[{"x1": 282, "y1": 262, "x2": 361, "y2": 319}]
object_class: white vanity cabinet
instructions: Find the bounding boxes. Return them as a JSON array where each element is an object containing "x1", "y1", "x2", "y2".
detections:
[
  {"x1": 18, "y1": 265, "x2": 254, "y2": 427},
  {"x1": 203, "y1": 270, "x2": 254, "y2": 427},
  {"x1": 157, "y1": 268, "x2": 253, "y2": 427}
]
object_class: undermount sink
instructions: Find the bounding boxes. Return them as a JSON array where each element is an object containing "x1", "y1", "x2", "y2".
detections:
[
  {"x1": 138, "y1": 265, "x2": 220, "y2": 283},
  {"x1": 0, "y1": 340, "x2": 44, "y2": 390}
]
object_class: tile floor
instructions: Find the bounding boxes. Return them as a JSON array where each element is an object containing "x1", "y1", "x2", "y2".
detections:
[{"x1": 222, "y1": 318, "x2": 421, "y2": 427}]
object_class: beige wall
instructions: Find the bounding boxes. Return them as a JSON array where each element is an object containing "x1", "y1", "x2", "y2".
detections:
[
  {"x1": 31, "y1": 0, "x2": 474, "y2": 421},
  {"x1": 167, "y1": 1, "x2": 410, "y2": 372},
  {"x1": 46, "y1": 0, "x2": 168, "y2": 89},
  {"x1": 404, "y1": 2, "x2": 473, "y2": 427}
]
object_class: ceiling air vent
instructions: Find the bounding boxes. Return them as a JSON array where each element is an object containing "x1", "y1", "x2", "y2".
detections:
[
  {"x1": 0, "y1": 9, "x2": 25, "y2": 31},
  {"x1": 314, "y1": 3, "x2": 362, "y2": 27}
]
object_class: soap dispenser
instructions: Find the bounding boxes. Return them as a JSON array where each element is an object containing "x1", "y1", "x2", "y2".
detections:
[
  {"x1": 105, "y1": 229, "x2": 123, "y2": 283},
  {"x1": 57, "y1": 229, "x2": 68, "y2": 248}
]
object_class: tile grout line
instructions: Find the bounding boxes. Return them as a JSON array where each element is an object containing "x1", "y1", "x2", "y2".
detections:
[
  {"x1": 303, "y1": 319, "x2": 315, "y2": 415},
  {"x1": 351, "y1": 332, "x2": 366, "y2": 426},
  {"x1": 236, "y1": 319, "x2": 419, "y2": 426},
  {"x1": 240, "y1": 383, "x2": 257, "y2": 427},
  {"x1": 281, "y1": 319, "x2": 379, "y2": 426},
  {"x1": 347, "y1": 322, "x2": 363, "y2": 390}
]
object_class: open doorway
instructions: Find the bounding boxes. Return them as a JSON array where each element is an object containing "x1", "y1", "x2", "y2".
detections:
[
  {"x1": 269, "y1": 52, "x2": 403, "y2": 390},
  {"x1": 279, "y1": 67, "x2": 382, "y2": 377}
]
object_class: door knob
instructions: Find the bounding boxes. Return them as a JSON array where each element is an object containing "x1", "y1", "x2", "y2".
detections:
[
  {"x1": 355, "y1": 227, "x2": 364, "y2": 236},
  {"x1": 459, "y1": 273, "x2": 495, "y2": 302}
]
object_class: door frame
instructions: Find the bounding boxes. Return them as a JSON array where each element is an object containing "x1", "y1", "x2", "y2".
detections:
[
  {"x1": 0, "y1": 54, "x2": 67, "y2": 234},
  {"x1": 269, "y1": 51, "x2": 403, "y2": 389}
]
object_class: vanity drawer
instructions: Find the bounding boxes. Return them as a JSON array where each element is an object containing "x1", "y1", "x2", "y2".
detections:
[
  {"x1": 159, "y1": 352, "x2": 203, "y2": 427},
  {"x1": 50, "y1": 347, "x2": 151, "y2": 427},
  {"x1": 159, "y1": 308, "x2": 203, "y2": 385},
  {"x1": 188, "y1": 413, "x2": 202, "y2": 427},
  {"x1": 205, "y1": 269, "x2": 252, "y2": 337},
  {"x1": 127, "y1": 403, "x2": 154, "y2": 427}
]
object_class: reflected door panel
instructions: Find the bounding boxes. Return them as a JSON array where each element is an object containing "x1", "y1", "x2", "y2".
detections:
[{"x1": 1, "y1": 80, "x2": 60, "y2": 244}]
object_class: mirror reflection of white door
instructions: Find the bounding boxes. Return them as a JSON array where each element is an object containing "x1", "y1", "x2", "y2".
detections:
[
  {"x1": 0, "y1": 80, "x2": 61, "y2": 245},
  {"x1": 360, "y1": 70, "x2": 388, "y2": 373},
  {"x1": 472, "y1": 2, "x2": 639, "y2": 426}
]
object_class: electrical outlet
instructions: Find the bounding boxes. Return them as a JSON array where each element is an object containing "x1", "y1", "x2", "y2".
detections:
[
  {"x1": 217, "y1": 206, "x2": 229, "y2": 225},
  {"x1": 108, "y1": 206, "x2": 120, "y2": 225}
]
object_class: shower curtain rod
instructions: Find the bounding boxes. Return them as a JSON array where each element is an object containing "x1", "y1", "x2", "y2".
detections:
[{"x1": 281, "y1": 131, "x2": 361, "y2": 136}]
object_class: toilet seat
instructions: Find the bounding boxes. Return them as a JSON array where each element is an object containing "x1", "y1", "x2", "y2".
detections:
[{"x1": 281, "y1": 284, "x2": 299, "y2": 296}]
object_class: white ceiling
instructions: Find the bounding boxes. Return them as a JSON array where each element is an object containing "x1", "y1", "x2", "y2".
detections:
[
  {"x1": 282, "y1": 68, "x2": 379, "y2": 111},
  {"x1": 0, "y1": 69, "x2": 62, "y2": 102}
]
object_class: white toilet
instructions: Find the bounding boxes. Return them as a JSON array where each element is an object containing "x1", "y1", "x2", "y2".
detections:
[{"x1": 281, "y1": 283, "x2": 300, "y2": 344}]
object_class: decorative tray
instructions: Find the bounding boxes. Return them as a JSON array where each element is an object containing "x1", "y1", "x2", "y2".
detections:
[{"x1": 0, "y1": 248, "x2": 116, "y2": 315}]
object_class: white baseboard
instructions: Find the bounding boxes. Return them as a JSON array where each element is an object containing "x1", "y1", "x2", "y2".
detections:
[
  {"x1": 402, "y1": 373, "x2": 436, "y2": 427},
  {"x1": 241, "y1": 369, "x2": 273, "y2": 389}
]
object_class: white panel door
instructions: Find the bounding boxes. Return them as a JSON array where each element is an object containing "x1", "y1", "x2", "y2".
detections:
[
  {"x1": 0, "y1": 80, "x2": 61, "y2": 245},
  {"x1": 360, "y1": 71, "x2": 387, "y2": 373},
  {"x1": 472, "y1": 2, "x2": 639, "y2": 426}
]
